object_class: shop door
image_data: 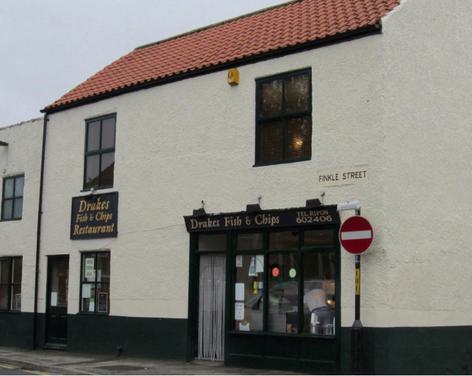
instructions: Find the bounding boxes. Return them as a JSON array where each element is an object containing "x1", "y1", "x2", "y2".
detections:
[
  {"x1": 198, "y1": 254, "x2": 226, "y2": 361},
  {"x1": 45, "y1": 255, "x2": 69, "y2": 345}
]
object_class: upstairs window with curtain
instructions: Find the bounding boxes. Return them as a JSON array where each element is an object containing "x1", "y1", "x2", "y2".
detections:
[
  {"x1": 255, "y1": 69, "x2": 312, "y2": 165},
  {"x1": 84, "y1": 114, "x2": 116, "y2": 190}
]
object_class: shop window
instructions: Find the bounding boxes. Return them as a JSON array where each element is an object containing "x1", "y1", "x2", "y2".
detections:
[
  {"x1": 198, "y1": 234, "x2": 226, "y2": 251},
  {"x1": 0, "y1": 257, "x2": 22, "y2": 311},
  {"x1": 236, "y1": 233, "x2": 263, "y2": 251},
  {"x1": 84, "y1": 115, "x2": 116, "y2": 190},
  {"x1": 80, "y1": 252, "x2": 110, "y2": 314},
  {"x1": 232, "y1": 230, "x2": 336, "y2": 336},
  {"x1": 303, "y1": 251, "x2": 336, "y2": 335},
  {"x1": 1, "y1": 175, "x2": 24, "y2": 221},
  {"x1": 234, "y1": 254, "x2": 264, "y2": 332},
  {"x1": 255, "y1": 69, "x2": 312, "y2": 165},
  {"x1": 269, "y1": 231, "x2": 299, "y2": 251},
  {"x1": 268, "y1": 253, "x2": 299, "y2": 333},
  {"x1": 304, "y1": 229, "x2": 335, "y2": 247}
]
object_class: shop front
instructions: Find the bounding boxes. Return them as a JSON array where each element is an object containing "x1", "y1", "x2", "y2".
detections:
[{"x1": 185, "y1": 204, "x2": 341, "y2": 373}]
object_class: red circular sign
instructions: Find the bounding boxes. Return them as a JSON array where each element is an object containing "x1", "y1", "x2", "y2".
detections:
[
  {"x1": 271, "y1": 267, "x2": 280, "y2": 278},
  {"x1": 339, "y1": 216, "x2": 373, "y2": 255}
]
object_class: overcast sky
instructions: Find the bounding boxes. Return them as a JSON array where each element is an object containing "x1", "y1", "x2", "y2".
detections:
[{"x1": 0, "y1": 0, "x2": 287, "y2": 127}]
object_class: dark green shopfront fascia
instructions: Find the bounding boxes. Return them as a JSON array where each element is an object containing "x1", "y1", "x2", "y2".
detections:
[{"x1": 184, "y1": 204, "x2": 342, "y2": 373}]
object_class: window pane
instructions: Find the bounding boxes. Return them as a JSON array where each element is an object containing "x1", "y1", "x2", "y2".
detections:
[
  {"x1": 260, "y1": 79, "x2": 283, "y2": 117},
  {"x1": 85, "y1": 155, "x2": 100, "y2": 189},
  {"x1": 11, "y1": 284, "x2": 21, "y2": 311},
  {"x1": 234, "y1": 255, "x2": 264, "y2": 332},
  {"x1": 236, "y1": 233, "x2": 263, "y2": 251},
  {"x1": 81, "y1": 283, "x2": 96, "y2": 313},
  {"x1": 12, "y1": 258, "x2": 22, "y2": 284},
  {"x1": 260, "y1": 121, "x2": 284, "y2": 163},
  {"x1": 82, "y1": 254, "x2": 96, "y2": 282},
  {"x1": 2, "y1": 200, "x2": 13, "y2": 220},
  {"x1": 285, "y1": 73, "x2": 310, "y2": 112},
  {"x1": 101, "y1": 117, "x2": 116, "y2": 149},
  {"x1": 14, "y1": 177, "x2": 24, "y2": 197},
  {"x1": 97, "y1": 283, "x2": 109, "y2": 313},
  {"x1": 0, "y1": 260, "x2": 9, "y2": 284},
  {"x1": 198, "y1": 234, "x2": 226, "y2": 251},
  {"x1": 269, "y1": 231, "x2": 299, "y2": 251},
  {"x1": 100, "y1": 152, "x2": 115, "y2": 187},
  {"x1": 303, "y1": 252, "x2": 336, "y2": 335},
  {"x1": 97, "y1": 253, "x2": 110, "y2": 283},
  {"x1": 268, "y1": 253, "x2": 298, "y2": 333},
  {"x1": 13, "y1": 198, "x2": 23, "y2": 219},
  {"x1": 304, "y1": 229, "x2": 335, "y2": 247},
  {"x1": 287, "y1": 117, "x2": 311, "y2": 159},
  {"x1": 87, "y1": 121, "x2": 101, "y2": 152},
  {"x1": 4, "y1": 178, "x2": 14, "y2": 199},
  {"x1": 0, "y1": 286, "x2": 8, "y2": 310}
]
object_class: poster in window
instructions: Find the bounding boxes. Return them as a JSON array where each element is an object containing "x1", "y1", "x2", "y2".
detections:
[
  {"x1": 85, "y1": 258, "x2": 95, "y2": 280},
  {"x1": 98, "y1": 292, "x2": 108, "y2": 313},
  {"x1": 82, "y1": 284, "x2": 92, "y2": 298},
  {"x1": 255, "y1": 255, "x2": 264, "y2": 273},
  {"x1": 235, "y1": 302, "x2": 245, "y2": 320},
  {"x1": 248, "y1": 257, "x2": 257, "y2": 276},
  {"x1": 50, "y1": 292, "x2": 58, "y2": 307},
  {"x1": 235, "y1": 283, "x2": 245, "y2": 301}
]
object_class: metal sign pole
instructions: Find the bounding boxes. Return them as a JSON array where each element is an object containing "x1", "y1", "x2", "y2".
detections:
[{"x1": 352, "y1": 208, "x2": 363, "y2": 373}]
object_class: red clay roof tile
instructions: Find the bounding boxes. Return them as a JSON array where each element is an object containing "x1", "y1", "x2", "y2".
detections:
[{"x1": 44, "y1": 0, "x2": 399, "y2": 112}]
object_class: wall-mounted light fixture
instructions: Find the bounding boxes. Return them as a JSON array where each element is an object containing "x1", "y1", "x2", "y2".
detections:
[
  {"x1": 306, "y1": 198, "x2": 322, "y2": 208},
  {"x1": 246, "y1": 204, "x2": 261, "y2": 212},
  {"x1": 0, "y1": 141, "x2": 8, "y2": 146},
  {"x1": 193, "y1": 200, "x2": 206, "y2": 216}
]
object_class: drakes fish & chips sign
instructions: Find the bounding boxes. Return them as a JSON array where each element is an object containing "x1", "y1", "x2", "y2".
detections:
[
  {"x1": 184, "y1": 205, "x2": 339, "y2": 233},
  {"x1": 70, "y1": 192, "x2": 118, "y2": 239}
]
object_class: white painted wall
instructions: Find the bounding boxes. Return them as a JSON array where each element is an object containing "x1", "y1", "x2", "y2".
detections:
[
  {"x1": 42, "y1": 33, "x2": 385, "y2": 321},
  {"x1": 374, "y1": 0, "x2": 472, "y2": 326},
  {"x1": 0, "y1": 118, "x2": 43, "y2": 313},
  {"x1": 39, "y1": 0, "x2": 472, "y2": 329}
]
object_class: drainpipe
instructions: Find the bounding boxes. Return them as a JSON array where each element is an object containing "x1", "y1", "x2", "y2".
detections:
[{"x1": 33, "y1": 113, "x2": 48, "y2": 349}]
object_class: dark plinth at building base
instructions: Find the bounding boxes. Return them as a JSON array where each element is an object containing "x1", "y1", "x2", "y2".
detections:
[
  {"x1": 0, "y1": 314, "x2": 471, "y2": 374},
  {"x1": 67, "y1": 315, "x2": 187, "y2": 359}
]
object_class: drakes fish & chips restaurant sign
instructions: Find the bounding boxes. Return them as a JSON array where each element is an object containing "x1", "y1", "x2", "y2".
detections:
[
  {"x1": 184, "y1": 205, "x2": 340, "y2": 232},
  {"x1": 70, "y1": 192, "x2": 118, "y2": 239}
]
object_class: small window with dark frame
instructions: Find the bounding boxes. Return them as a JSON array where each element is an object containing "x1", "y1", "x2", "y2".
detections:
[
  {"x1": 256, "y1": 69, "x2": 312, "y2": 165},
  {"x1": 80, "y1": 252, "x2": 110, "y2": 314},
  {"x1": 0, "y1": 257, "x2": 22, "y2": 311},
  {"x1": 84, "y1": 115, "x2": 116, "y2": 190},
  {"x1": 1, "y1": 175, "x2": 24, "y2": 221}
]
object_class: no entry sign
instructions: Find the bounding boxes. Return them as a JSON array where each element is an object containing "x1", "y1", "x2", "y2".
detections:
[{"x1": 339, "y1": 216, "x2": 373, "y2": 254}]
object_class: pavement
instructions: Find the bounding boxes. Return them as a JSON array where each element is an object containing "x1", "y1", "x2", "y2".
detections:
[{"x1": 0, "y1": 347, "x2": 299, "y2": 375}]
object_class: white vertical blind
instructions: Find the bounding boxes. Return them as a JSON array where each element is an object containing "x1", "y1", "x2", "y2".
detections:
[{"x1": 198, "y1": 254, "x2": 226, "y2": 361}]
